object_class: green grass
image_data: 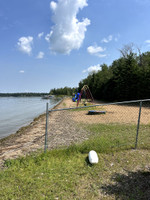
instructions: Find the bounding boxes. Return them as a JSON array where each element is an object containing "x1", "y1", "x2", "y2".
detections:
[
  {"x1": 0, "y1": 149, "x2": 99, "y2": 200},
  {"x1": 0, "y1": 123, "x2": 150, "y2": 199},
  {"x1": 90, "y1": 123, "x2": 150, "y2": 150},
  {"x1": 81, "y1": 123, "x2": 137, "y2": 152}
]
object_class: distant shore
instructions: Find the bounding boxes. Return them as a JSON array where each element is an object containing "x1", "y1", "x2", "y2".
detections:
[{"x1": 0, "y1": 93, "x2": 49, "y2": 97}]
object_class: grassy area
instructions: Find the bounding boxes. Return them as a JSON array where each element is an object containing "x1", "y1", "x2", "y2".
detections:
[
  {"x1": 81, "y1": 123, "x2": 150, "y2": 151},
  {"x1": 0, "y1": 123, "x2": 150, "y2": 199}
]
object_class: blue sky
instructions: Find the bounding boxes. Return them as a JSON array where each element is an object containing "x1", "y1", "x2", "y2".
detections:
[{"x1": 0, "y1": 0, "x2": 150, "y2": 93}]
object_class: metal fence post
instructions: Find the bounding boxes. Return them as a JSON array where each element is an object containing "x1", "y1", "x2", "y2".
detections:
[
  {"x1": 44, "y1": 102, "x2": 49, "y2": 153},
  {"x1": 135, "y1": 101, "x2": 142, "y2": 149}
]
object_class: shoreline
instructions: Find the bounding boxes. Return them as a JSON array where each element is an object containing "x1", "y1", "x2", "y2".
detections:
[
  {"x1": 0, "y1": 98, "x2": 65, "y2": 165},
  {"x1": 0, "y1": 112, "x2": 46, "y2": 143},
  {"x1": 0, "y1": 98, "x2": 63, "y2": 143},
  {"x1": 0, "y1": 97, "x2": 93, "y2": 166}
]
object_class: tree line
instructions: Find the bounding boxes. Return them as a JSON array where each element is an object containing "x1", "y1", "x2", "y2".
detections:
[
  {"x1": 79, "y1": 47, "x2": 150, "y2": 101},
  {"x1": 50, "y1": 87, "x2": 77, "y2": 96},
  {"x1": 50, "y1": 45, "x2": 150, "y2": 101}
]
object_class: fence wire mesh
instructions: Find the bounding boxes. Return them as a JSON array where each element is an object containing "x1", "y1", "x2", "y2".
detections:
[
  {"x1": 46, "y1": 99, "x2": 150, "y2": 153},
  {"x1": 138, "y1": 101, "x2": 150, "y2": 148}
]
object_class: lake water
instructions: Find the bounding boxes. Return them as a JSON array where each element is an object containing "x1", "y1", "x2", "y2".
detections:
[{"x1": 0, "y1": 97, "x2": 60, "y2": 139}]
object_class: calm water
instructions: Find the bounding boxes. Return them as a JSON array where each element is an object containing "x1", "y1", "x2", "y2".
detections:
[{"x1": 0, "y1": 97, "x2": 60, "y2": 139}]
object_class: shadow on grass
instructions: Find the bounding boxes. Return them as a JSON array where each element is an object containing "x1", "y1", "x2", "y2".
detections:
[
  {"x1": 85, "y1": 156, "x2": 93, "y2": 167},
  {"x1": 101, "y1": 169, "x2": 150, "y2": 200}
]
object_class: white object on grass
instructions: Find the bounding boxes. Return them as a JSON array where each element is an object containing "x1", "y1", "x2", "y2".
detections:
[{"x1": 88, "y1": 150, "x2": 99, "y2": 164}]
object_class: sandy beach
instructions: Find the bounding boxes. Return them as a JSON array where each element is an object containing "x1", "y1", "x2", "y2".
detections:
[
  {"x1": 0, "y1": 98, "x2": 89, "y2": 166},
  {"x1": 0, "y1": 97, "x2": 150, "y2": 166}
]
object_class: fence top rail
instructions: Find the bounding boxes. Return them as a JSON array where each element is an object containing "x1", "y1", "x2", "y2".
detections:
[{"x1": 49, "y1": 98, "x2": 150, "y2": 112}]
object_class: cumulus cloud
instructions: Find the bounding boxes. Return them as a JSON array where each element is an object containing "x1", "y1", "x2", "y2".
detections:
[
  {"x1": 46, "y1": 0, "x2": 90, "y2": 54},
  {"x1": 87, "y1": 45, "x2": 106, "y2": 57},
  {"x1": 38, "y1": 32, "x2": 44, "y2": 39},
  {"x1": 145, "y1": 40, "x2": 150, "y2": 46},
  {"x1": 17, "y1": 36, "x2": 33, "y2": 55},
  {"x1": 45, "y1": 33, "x2": 52, "y2": 42},
  {"x1": 83, "y1": 64, "x2": 101, "y2": 74},
  {"x1": 50, "y1": 1, "x2": 57, "y2": 10},
  {"x1": 145, "y1": 40, "x2": 150, "y2": 43},
  {"x1": 101, "y1": 35, "x2": 113, "y2": 43},
  {"x1": 36, "y1": 51, "x2": 44, "y2": 59},
  {"x1": 19, "y1": 70, "x2": 24, "y2": 73}
]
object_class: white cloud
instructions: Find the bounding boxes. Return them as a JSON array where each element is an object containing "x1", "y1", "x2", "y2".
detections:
[
  {"x1": 36, "y1": 51, "x2": 44, "y2": 59},
  {"x1": 50, "y1": 1, "x2": 57, "y2": 10},
  {"x1": 38, "y1": 32, "x2": 44, "y2": 39},
  {"x1": 87, "y1": 45, "x2": 106, "y2": 57},
  {"x1": 83, "y1": 64, "x2": 101, "y2": 74},
  {"x1": 45, "y1": 32, "x2": 52, "y2": 42},
  {"x1": 145, "y1": 40, "x2": 150, "y2": 43},
  {"x1": 101, "y1": 35, "x2": 113, "y2": 43},
  {"x1": 87, "y1": 45, "x2": 105, "y2": 54},
  {"x1": 46, "y1": 0, "x2": 90, "y2": 54},
  {"x1": 19, "y1": 70, "x2": 24, "y2": 73},
  {"x1": 145, "y1": 40, "x2": 150, "y2": 47},
  {"x1": 17, "y1": 36, "x2": 33, "y2": 55}
]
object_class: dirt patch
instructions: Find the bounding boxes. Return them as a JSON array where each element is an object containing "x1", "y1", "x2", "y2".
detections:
[
  {"x1": 59, "y1": 98, "x2": 150, "y2": 125},
  {"x1": 72, "y1": 103, "x2": 150, "y2": 125}
]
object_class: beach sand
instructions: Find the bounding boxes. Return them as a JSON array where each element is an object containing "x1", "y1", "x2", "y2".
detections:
[
  {"x1": 0, "y1": 98, "x2": 89, "y2": 166},
  {"x1": 0, "y1": 97, "x2": 150, "y2": 166}
]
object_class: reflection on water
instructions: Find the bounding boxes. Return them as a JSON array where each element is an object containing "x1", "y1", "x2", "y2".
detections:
[{"x1": 0, "y1": 97, "x2": 60, "y2": 139}]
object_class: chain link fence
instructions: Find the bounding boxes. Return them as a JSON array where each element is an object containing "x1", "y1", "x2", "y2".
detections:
[{"x1": 44, "y1": 99, "x2": 150, "y2": 153}]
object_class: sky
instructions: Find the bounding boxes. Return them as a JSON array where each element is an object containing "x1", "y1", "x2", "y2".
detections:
[{"x1": 0, "y1": 0, "x2": 150, "y2": 93}]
